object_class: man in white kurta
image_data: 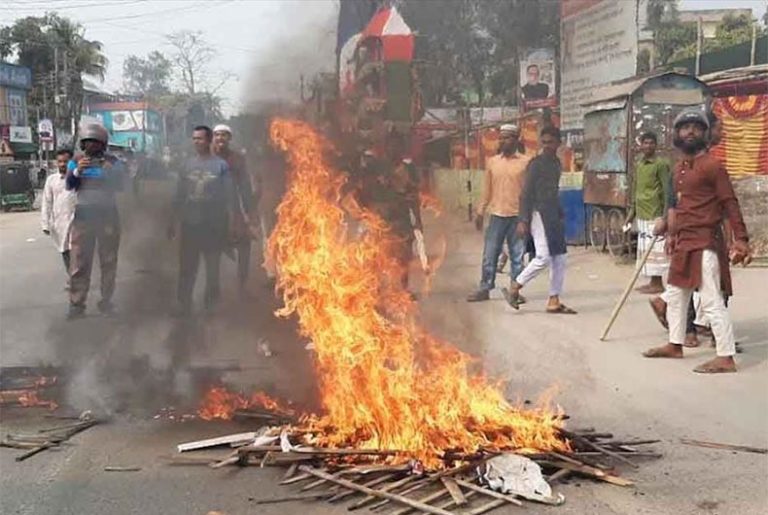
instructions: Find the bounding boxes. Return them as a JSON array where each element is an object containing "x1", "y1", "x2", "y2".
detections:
[{"x1": 41, "y1": 149, "x2": 77, "y2": 284}]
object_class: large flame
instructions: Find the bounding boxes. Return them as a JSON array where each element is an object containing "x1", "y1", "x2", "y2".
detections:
[{"x1": 264, "y1": 119, "x2": 565, "y2": 467}]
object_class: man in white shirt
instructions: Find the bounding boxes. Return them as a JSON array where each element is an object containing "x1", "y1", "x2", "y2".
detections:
[{"x1": 41, "y1": 149, "x2": 77, "y2": 287}]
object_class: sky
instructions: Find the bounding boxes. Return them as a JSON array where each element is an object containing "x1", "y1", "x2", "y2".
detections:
[{"x1": 1, "y1": 0, "x2": 766, "y2": 116}]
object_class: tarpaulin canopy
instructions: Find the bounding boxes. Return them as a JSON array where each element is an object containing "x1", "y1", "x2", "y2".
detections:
[{"x1": 360, "y1": 6, "x2": 414, "y2": 62}]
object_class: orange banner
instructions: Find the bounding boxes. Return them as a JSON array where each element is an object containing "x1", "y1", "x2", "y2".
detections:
[{"x1": 712, "y1": 95, "x2": 768, "y2": 176}]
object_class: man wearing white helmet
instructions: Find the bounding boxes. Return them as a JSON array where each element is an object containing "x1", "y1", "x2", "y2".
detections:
[
  {"x1": 65, "y1": 122, "x2": 125, "y2": 319},
  {"x1": 643, "y1": 108, "x2": 751, "y2": 373},
  {"x1": 212, "y1": 124, "x2": 258, "y2": 296}
]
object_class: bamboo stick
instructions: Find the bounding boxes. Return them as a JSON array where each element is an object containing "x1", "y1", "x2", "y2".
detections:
[{"x1": 297, "y1": 466, "x2": 455, "y2": 515}]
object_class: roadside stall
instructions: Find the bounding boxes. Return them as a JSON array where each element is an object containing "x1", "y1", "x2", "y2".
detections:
[
  {"x1": 581, "y1": 72, "x2": 710, "y2": 255},
  {"x1": 701, "y1": 64, "x2": 768, "y2": 258}
]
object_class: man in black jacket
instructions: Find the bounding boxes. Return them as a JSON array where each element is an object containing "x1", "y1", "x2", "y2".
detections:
[{"x1": 505, "y1": 126, "x2": 576, "y2": 314}]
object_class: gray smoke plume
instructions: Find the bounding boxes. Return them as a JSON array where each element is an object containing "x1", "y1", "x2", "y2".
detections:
[{"x1": 243, "y1": 0, "x2": 337, "y2": 110}]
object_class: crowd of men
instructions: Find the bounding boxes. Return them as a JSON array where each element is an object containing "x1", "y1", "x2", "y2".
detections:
[
  {"x1": 460, "y1": 107, "x2": 751, "y2": 374},
  {"x1": 40, "y1": 122, "x2": 261, "y2": 319},
  {"x1": 39, "y1": 106, "x2": 753, "y2": 373}
]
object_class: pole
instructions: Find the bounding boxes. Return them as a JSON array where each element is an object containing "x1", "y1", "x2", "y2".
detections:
[
  {"x1": 53, "y1": 47, "x2": 59, "y2": 121},
  {"x1": 600, "y1": 235, "x2": 659, "y2": 341},
  {"x1": 750, "y1": 20, "x2": 757, "y2": 66},
  {"x1": 695, "y1": 17, "x2": 702, "y2": 76}
]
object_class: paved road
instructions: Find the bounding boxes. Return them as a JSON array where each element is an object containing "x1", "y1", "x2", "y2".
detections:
[{"x1": 1, "y1": 201, "x2": 766, "y2": 515}]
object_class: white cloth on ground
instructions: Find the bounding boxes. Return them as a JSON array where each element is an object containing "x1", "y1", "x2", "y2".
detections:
[
  {"x1": 40, "y1": 173, "x2": 76, "y2": 252},
  {"x1": 666, "y1": 249, "x2": 735, "y2": 357},
  {"x1": 515, "y1": 211, "x2": 566, "y2": 296},
  {"x1": 636, "y1": 218, "x2": 669, "y2": 277}
]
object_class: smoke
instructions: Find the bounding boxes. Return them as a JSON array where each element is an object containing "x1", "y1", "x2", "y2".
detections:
[{"x1": 243, "y1": 0, "x2": 338, "y2": 110}]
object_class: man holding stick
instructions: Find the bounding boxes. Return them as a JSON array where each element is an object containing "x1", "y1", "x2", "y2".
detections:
[{"x1": 643, "y1": 109, "x2": 751, "y2": 373}]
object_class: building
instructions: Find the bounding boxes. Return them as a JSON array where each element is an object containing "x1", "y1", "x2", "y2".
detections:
[
  {"x1": 0, "y1": 62, "x2": 35, "y2": 160},
  {"x1": 86, "y1": 101, "x2": 164, "y2": 155},
  {"x1": 678, "y1": 8, "x2": 753, "y2": 39}
]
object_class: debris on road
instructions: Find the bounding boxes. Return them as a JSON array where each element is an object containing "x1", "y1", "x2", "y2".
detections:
[
  {"x1": 2, "y1": 412, "x2": 101, "y2": 462},
  {"x1": 173, "y1": 423, "x2": 659, "y2": 514},
  {"x1": 680, "y1": 438, "x2": 767, "y2": 454}
]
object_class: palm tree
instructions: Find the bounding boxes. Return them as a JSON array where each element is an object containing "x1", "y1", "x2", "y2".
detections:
[{"x1": 45, "y1": 14, "x2": 108, "y2": 136}]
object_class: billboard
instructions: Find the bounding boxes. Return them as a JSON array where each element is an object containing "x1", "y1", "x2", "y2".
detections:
[
  {"x1": 520, "y1": 48, "x2": 557, "y2": 110},
  {"x1": 560, "y1": 0, "x2": 639, "y2": 130}
]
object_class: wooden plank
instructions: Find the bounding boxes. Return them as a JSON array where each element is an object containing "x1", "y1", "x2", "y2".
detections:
[
  {"x1": 465, "y1": 499, "x2": 507, "y2": 515},
  {"x1": 389, "y1": 486, "x2": 450, "y2": 515},
  {"x1": 280, "y1": 472, "x2": 313, "y2": 485},
  {"x1": 680, "y1": 438, "x2": 767, "y2": 455},
  {"x1": 436, "y1": 488, "x2": 480, "y2": 510},
  {"x1": 327, "y1": 472, "x2": 400, "y2": 502},
  {"x1": 365, "y1": 464, "x2": 471, "y2": 511},
  {"x1": 452, "y1": 479, "x2": 523, "y2": 507},
  {"x1": 253, "y1": 492, "x2": 335, "y2": 504},
  {"x1": 177, "y1": 432, "x2": 257, "y2": 452},
  {"x1": 348, "y1": 475, "x2": 421, "y2": 510},
  {"x1": 548, "y1": 468, "x2": 572, "y2": 483},
  {"x1": 297, "y1": 466, "x2": 455, "y2": 515},
  {"x1": 283, "y1": 462, "x2": 299, "y2": 480},
  {"x1": 440, "y1": 477, "x2": 467, "y2": 506},
  {"x1": 539, "y1": 461, "x2": 634, "y2": 487}
]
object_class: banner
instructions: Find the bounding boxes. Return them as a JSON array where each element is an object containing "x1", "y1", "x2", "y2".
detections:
[
  {"x1": 9, "y1": 126, "x2": 32, "y2": 143},
  {"x1": 560, "y1": 0, "x2": 638, "y2": 130},
  {"x1": 520, "y1": 48, "x2": 557, "y2": 110}
]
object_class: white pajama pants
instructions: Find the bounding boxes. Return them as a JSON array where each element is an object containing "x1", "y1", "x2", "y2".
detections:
[
  {"x1": 666, "y1": 249, "x2": 735, "y2": 357},
  {"x1": 515, "y1": 211, "x2": 566, "y2": 296}
]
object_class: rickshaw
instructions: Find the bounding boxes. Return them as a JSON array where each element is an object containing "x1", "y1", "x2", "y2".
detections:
[
  {"x1": 581, "y1": 72, "x2": 710, "y2": 255},
  {"x1": 0, "y1": 162, "x2": 35, "y2": 212}
]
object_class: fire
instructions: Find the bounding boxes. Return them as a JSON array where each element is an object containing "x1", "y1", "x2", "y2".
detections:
[
  {"x1": 265, "y1": 118, "x2": 566, "y2": 468},
  {"x1": 197, "y1": 387, "x2": 294, "y2": 421}
]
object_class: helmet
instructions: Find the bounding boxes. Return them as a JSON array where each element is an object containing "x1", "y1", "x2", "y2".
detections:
[
  {"x1": 673, "y1": 108, "x2": 709, "y2": 131},
  {"x1": 80, "y1": 123, "x2": 109, "y2": 145}
]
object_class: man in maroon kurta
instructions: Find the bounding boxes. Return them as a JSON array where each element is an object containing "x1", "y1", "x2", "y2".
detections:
[{"x1": 643, "y1": 109, "x2": 751, "y2": 374}]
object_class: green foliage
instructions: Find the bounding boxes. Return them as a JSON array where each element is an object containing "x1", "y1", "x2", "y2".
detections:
[
  {"x1": 0, "y1": 14, "x2": 107, "y2": 137},
  {"x1": 399, "y1": 0, "x2": 559, "y2": 106},
  {"x1": 670, "y1": 13, "x2": 764, "y2": 62},
  {"x1": 122, "y1": 51, "x2": 172, "y2": 99},
  {"x1": 654, "y1": 20, "x2": 697, "y2": 65}
]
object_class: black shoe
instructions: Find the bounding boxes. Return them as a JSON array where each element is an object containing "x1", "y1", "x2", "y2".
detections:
[
  {"x1": 466, "y1": 289, "x2": 490, "y2": 302},
  {"x1": 67, "y1": 304, "x2": 86, "y2": 320},
  {"x1": 97, "y1": 300, "x2": 115, "y2": 315}
]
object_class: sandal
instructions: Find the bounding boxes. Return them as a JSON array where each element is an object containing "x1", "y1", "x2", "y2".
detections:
[
  {"x1": 501, "y1": 287, "x2": 521, "y2": 310},
  {"x1": 693, "y1": 361, "x2": 737, "y2": 374},
  {"x1": 642, "y1": 345, "x2": 683, "y2": 358},
  {"x1": 546, "y1": 304, "x2": 577, "y2": 315}
]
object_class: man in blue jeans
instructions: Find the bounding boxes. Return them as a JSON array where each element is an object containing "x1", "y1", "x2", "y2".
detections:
[{"x1": 467, "y1": 124, "x2": 530, "y2": 302}]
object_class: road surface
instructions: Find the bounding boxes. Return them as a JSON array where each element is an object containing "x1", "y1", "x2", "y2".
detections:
[{"x1": 1, "y1": 201, "x2": 766, "y2": 515}]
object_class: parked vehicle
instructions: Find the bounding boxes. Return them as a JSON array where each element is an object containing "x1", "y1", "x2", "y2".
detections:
[{"x1": 0, "y1": 162, "x2": 35, "y2": 212}]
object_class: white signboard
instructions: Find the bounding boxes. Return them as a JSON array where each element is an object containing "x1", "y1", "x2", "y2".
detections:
[
  {"x1": 9, "y1": 126, "x2": 32, "y2": 143},
  {"x1": 560, "y1": 0, "x2": 638, "y2": 131},
  {"x1": 38, "y1": 118, "x2": 54, "y2": 143}
]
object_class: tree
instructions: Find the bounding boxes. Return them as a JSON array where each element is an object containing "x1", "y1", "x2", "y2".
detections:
[
  {"x1": 670, "y1": 13, "x2": 764, "y2": 61},
  {"x1": 654, "y1": 20, "x2": 697, "y2": 65},
  {"x1": 399, "y1": 0, "x2": 559, "y2": 106},
  {"x1": 166, "y1": 30, "x2": 216, "y2": 95},
  {"x1": 122, "y1": 51, "x2": 173, "y2": 99},
  {"x1": 0, "y1": 14, "x2": 107, "y2": 137}
]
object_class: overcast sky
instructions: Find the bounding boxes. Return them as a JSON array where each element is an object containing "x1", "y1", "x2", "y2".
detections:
[{"x1": 1, "y1": 0, "x2": 765, "y2": 116}]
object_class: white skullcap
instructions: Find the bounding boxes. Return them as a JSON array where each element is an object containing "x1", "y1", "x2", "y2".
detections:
[
  {"x1": 213, "y1": 124, "x2": 232, "y2": 134},
  {"x1": 499, "y1": 124, "x2": 519, "y2": 134}
]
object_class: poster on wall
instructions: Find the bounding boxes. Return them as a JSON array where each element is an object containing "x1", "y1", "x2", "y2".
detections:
[
  {"x1": 560, "y1": 0, "x2": 638, "y2": 131},
  {"x1": 111, "y1": 110, "x2": 145, "y2": 131},
  {"x1": 520, "y1": 48, "x2": 557, "y2": 110}
]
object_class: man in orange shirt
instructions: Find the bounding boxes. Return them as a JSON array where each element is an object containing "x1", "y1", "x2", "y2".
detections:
[{"x1": 467, "y1": 124, "x2": 530, "y2": 302}]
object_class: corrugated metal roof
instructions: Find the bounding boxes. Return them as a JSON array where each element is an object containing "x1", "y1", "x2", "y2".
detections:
[
  {"x1": 583, "y1": 72, "x2": 701, "y2": 107},
  {"x1": 700, "y1": 64, "x2": 768, "y2": 86}
]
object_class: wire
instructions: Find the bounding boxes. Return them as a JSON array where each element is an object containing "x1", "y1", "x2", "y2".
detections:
[
  {"x1": 5, "y1": 1, "x2": 148, "y2": 12},
  {"x1": 77, "y1": 0, "x2": 230, "y2": 24}
]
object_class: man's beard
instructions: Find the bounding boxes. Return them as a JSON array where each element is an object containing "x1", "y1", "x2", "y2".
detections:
[{"x1": 674, "y1": 136, "x2": 707, "y2": 154}]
